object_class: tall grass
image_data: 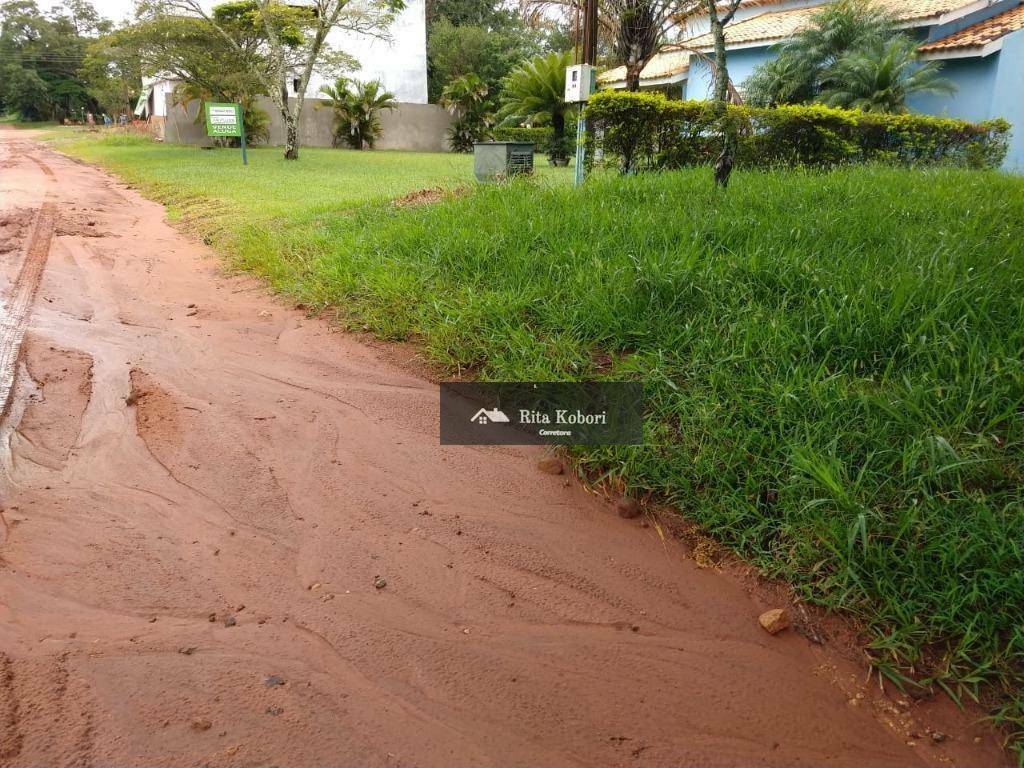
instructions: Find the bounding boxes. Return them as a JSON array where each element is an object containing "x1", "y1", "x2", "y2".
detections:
[
  {"x1": 244, "y1": 166, "x2": 1024, "y2": 747},
  {"x1": 49, "y1": 133, "x2": 1024, "y2": 750}
]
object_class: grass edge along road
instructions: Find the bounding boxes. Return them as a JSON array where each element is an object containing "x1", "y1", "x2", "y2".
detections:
[{"x1": 43, "y1": 129, "x2": 1024, "y2": 757}]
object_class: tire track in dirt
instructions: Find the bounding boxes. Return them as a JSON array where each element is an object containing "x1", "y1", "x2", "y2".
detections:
[
  {"x1": 0, "y1": 201, "x2": 56, "y2": 421},
  {"x1": 0, "y1": 652, "x2": 23, "y2": 762}
]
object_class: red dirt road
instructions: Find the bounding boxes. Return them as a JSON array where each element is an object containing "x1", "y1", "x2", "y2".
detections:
[{"x1": 0, "y1": 129, "x2": 1010, "y2": 767}]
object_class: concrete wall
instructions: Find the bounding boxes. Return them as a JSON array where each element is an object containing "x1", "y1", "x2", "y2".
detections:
[{"x1": 163, "y1": 95, "x2": 453, "y2": 152}]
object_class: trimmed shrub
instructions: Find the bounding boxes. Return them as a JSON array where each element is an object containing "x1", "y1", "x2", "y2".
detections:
[
  {"x1": 585, "y1": 90, "x2": 1010, "y2": 172},
  {"x1": 492, "y1": 126, "x2": 552, "y2": 145}
]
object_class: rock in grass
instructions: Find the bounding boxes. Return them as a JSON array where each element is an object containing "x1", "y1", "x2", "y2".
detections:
[
  {"x1": 616, "y1": 497, "x2": 641, "y2": 519},
  {"x1": 758, "y1": 608, "x2": 790, "y2": 635},
  {"x1": 537, "y1": 456, "x2": 564, "y2": 475}
]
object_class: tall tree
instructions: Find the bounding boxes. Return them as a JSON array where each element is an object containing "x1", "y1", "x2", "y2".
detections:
[
  {"x1": 426, "y1": 0, "x2": 546, "y2": 105},
  {"x1": 165, "y1": 0, "x2": 403, "y2": 160},
  {"x1": 0, "y1": 0, "x2": 110, "y2": 121}
]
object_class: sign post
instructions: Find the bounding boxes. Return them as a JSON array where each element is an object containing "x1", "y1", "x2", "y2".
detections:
[{"x1": 204, "y1": 102, "x2": 246, "y2": 165}]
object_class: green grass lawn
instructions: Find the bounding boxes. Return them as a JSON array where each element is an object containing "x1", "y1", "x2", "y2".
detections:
[
  {"x1": 46, "y1": 129, "x2": 1024, "y2": 753},
  {"x1": 38, "y1": 128, "x2": 570, "y2": 219}
]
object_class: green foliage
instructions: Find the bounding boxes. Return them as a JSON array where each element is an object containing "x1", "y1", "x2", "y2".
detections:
[
  {"x1": 319, "y1": 77, "x2": 397, "y2": 149},
  {"x1": 241, "y1": 97, "x2": 270, "y2": 144},
  {"x1": 497, "y1": 51, "x2": 574, "y2": 162},
  {"x1": 743, "y1": 0, "x2": 951, "y2": 114},
  {"x1": 426, "y1": 16, "x2": 544, "y2": 105},
  {"x1": 819, "y1": 35, "x2": 956, "y2": 113},
  {"x1": 211, "y1": 0, "x2": 307, "y2": 48},
  {"x1": 0, "y1": 0, "x2": 111, "y2": 121},
  {"x1": 440, "y1": 73, "x2": 493, "y2": 151},
  {"x1": 585, "y1": 90, "x2": 1009, "y2": 172},
  {"x1": 492, "y1": 126, "x2": 551, "y2": 144},
  {"x1": 100, "y1": 11, "x2": 268, "y2": 111}
]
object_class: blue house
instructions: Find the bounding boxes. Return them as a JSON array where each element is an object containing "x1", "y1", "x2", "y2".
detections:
[{"x1": 599, "y1": 0, "x2": 1024, "y2": 170}]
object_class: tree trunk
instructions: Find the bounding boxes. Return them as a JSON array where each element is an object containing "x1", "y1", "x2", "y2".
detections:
[
  {"x1": 625, "y1": 65, "x2": 641, "y2": 92},
  {"x1": 284, "y1": 116, "x2": 299, "y2": 160},
  {"x1": 708, "y1": 1, "x2": 735, "y2": 188}
]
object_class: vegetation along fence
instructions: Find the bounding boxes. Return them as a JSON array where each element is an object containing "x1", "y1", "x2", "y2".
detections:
[{"x1": 585, "y1": 91, "x2": 1011, "y2": 173}]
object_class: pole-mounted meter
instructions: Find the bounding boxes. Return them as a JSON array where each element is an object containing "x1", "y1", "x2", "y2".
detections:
[{"x1": 564, "y1": 64, "x2": 597, "y2": 104}]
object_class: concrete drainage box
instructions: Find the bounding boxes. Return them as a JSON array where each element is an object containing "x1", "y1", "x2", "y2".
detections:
[{"x1": 473, "y1": 142, "x2": 534, "y2": 182}]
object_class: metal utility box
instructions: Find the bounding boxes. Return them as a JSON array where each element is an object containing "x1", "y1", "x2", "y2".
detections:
[
  {"x1": 564, "y1": 64, "x2": 597, "y2": 103},
  {"x1": 473, "y1": 142, "x2": 534, "y2": 182}
]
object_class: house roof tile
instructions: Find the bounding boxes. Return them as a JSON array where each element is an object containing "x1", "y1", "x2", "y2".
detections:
[
  {"x1": 598, "y1": 49, "x2": 691, "y2": 85},
  {"x1": 919, "y1": 3, "x2": 1024, "y2": 51},
  {"x1": 685, "y1": 0, "x2": 979, "y2": 49},
  {"x1": 600, "y1": 0, "x2": 990, "y2": 87}
]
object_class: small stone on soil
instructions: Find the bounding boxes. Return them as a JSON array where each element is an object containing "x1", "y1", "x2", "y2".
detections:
[
  {"x1": 264, "y1": 675, "x2": 286, "y2": 687},
  {"x1": 223, "y1": 615, "x2": 237, "y2": 627},
  {"x1": 373, "y1": 577, "x2": 387, "y2": 589},
  {"x1": 758, "y1": 608, "x2": 790, "y2": 635}
]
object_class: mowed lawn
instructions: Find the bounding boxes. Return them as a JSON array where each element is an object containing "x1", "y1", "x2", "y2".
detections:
[
  {"x1": 39, "y1": 128, "x2": 570, "y2": 220},
  {"x1": 46, "y1": 129, "x2": 1024, "y2": 751}
]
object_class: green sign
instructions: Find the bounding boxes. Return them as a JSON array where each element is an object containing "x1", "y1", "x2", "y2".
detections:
[{"x1": 205, "y1": 102, "x2": 242, "y2": 137}]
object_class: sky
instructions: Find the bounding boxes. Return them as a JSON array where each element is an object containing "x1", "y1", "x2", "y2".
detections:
[{"x1": 89, "y1": 0, "x2": 137, "y2": 22}]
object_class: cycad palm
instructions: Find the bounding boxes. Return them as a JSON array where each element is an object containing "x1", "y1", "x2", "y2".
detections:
[
  {"x1": 498, "y1": 51, "x2": 574, "y2": 162},
  {"x1": 819, "y1": 36, "x2": 955, "y2": 113}
]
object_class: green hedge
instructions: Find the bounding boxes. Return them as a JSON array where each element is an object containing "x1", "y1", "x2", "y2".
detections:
[
  {"x1": 492, "y1": 126, "x2": 552, "y2": 144},
  {"x1": 584, "y1": 91, "x2": 1011, "y2": 171}
]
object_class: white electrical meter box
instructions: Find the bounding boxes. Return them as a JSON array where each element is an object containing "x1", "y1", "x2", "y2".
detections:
[{"x1": 564, "y1": 64, "x2": 597, "y2": 103}]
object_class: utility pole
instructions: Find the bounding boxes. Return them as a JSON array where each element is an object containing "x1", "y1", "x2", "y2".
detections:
[{"x1": 568, "y1": 0, "x2": 598, "y2": 187}]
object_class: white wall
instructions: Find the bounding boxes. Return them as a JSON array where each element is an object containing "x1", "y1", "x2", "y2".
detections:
[{"x1": 313, "y1": 0, "x2": 428, "y2": 104}]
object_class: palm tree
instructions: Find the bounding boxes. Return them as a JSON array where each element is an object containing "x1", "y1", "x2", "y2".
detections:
[
  {"x1": 440, "y1": 73, "x2": 494, "y2": 152},
  {"x1": 744, "y1": 0, "x2": 894, "y2": 106},
  {"x1": 819, "y1": 36, "x2": 956, "y2": 113},
  {"x1": 319, "y1": 78, "x2": 397, "y2": 150},
  {"x1": 498, "y1": 51, "x2": 574, "y2": 164}
]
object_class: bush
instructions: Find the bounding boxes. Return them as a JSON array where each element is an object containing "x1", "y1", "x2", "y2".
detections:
[
  {"x1": 585, "y1": 90, "x2": 1010, "y2": 172},
  {"x1": 492, "y1": 126, "x2": 552, "y2": 144}
]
